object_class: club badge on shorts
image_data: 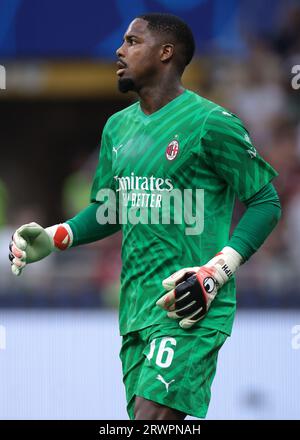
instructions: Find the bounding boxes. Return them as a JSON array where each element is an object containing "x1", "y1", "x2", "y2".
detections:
[{"x1": 166, "y1": 140, "x2": 179, "y2": 161}]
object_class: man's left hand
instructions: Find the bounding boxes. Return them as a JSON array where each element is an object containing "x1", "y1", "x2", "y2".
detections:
[{"x1": 156, "y1": 266, "x2": 219, "y2": 329}]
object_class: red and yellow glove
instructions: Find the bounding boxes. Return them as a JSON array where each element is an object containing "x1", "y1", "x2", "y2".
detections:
[{"x1": 9, "y1": 222, "x2": 72, "y2": 276}]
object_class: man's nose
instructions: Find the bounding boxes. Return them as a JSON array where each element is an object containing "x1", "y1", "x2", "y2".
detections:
[{"x1": 116, "y1": 43, "x2": 125, "y2": 59}]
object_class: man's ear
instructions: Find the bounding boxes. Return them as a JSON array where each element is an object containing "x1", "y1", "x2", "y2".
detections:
[{"x1": 160, "y1": 44, "x2": 174, "y2": 62}]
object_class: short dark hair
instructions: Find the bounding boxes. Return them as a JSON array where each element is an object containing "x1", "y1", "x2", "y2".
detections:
[{"x1": 138, "y1": 13, "x2": 195, "y2": 70}]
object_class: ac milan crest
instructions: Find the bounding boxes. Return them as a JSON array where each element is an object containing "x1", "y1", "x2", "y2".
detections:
[{"x1": 165, "y1": 140, "x2": 179, "y2": 161}]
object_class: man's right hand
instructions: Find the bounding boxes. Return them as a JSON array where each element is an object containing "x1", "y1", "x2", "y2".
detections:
[{"x1": 9, "y1": 222, "x2": 73, "y2": 276}]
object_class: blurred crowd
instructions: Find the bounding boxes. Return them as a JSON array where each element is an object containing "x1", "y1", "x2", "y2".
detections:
[{"x1": 0, "y1": 5, "x2": 300, "y2": 308}]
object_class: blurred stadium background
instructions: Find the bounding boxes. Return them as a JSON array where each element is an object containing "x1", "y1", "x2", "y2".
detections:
[{"x1": 0, "y1": 0, "x2": 299, "y2": 419}]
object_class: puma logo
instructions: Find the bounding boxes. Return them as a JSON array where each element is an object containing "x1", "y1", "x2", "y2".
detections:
[
  {"x1": 112, "y1": 144, "x2": 123, "y2": 157},
  {"x1": 156, "y1": 374, "x2": 175, "y2": 393}
]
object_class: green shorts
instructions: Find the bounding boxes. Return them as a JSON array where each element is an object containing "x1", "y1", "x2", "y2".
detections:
[{"x1": 119, "y1": 324, "x2": 228, "y2": 419}]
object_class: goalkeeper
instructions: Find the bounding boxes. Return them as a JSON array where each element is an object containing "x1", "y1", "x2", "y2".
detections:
[{"x1": 9, "y1": 13, "x2": 281, "y2": 420}]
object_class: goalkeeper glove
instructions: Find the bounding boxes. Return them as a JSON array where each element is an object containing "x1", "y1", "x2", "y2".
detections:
[
  {"x1": 156, "y1": 247, "x2": 243, "y2": 329},
  {"x1": 9, "y1": 222, "x2": 73, "y2": 276}
]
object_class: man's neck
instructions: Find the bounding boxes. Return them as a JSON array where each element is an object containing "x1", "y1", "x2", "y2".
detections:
[{"x1": 138, "y1": 79, "x2": 185, "y2": 115}]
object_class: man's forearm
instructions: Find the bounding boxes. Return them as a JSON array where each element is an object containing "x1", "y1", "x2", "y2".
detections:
[
  {"x1": 9, "y1": 203, "x2": 120, "y2": 276},
  {"x1": 156, "y1": 183, "x2": 281, "y2": 328},
  {"x1": 227, "y1": 183, "x2": 281, "y2": 261},
  {"x1": 66, "y1": 202, "x2": 120, "y2": 247}
]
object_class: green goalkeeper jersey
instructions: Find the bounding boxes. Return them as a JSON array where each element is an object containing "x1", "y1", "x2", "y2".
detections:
[{"x1": 91, "y1": 89, "x2": 277, "y2": 336}]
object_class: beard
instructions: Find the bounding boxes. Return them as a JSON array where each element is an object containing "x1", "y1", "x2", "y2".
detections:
[{"x1": 118, "y1": 77, "x2": 136, "y2": 93}]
